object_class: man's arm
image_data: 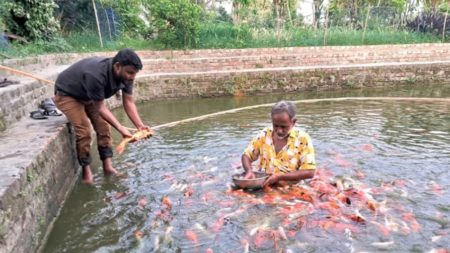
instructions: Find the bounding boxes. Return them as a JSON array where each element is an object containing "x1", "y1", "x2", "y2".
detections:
[
  {"x1": 263, "y1": 169, "x2": 315, "y2": 187},
  {"x1": 122, "y1": 93, "x2": 148, "y2": 130},
  {"x1": 242, "y1": 154, "x2": 256, "y2": 179},
  {"x1": 93, "y1": 100, "x2": 131, "y2": 138}
]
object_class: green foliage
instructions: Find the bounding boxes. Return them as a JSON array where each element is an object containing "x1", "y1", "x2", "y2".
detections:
[
  {"x1": 55, "y1": 0, "x2": 93, "y2": 33},
  {"x1": 147, "y1": 0, "x2": 202, "y2": 48},
  {"x1": 217, "y1": 7, "x2": 233, "y2": 23},
  {"x1": 2, "y1": 0, "x2": 60, "y2": 40},
  {"x1": 109, "y1": 0, "x2": 153, "y2": 38},
  {"x1": 391, "y1": 0, "x2": 407, "y2": 11},
  {"x1": 198, "y1": 22, "x2": 252, "y2": 48}
]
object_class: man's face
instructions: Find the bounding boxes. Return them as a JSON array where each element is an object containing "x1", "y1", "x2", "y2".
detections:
[
  {"x1": 114, "y1": 64, "x2": 139, "y2": 86},
  {"x1": 272, "y1": 111, "x2": 295, "y2": 140}
]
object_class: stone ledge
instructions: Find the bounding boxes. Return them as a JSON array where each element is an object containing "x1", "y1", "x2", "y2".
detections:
[
  {"x1": 0, "y1": 115, "x2": 78, "y2": 253},
  {"x1": 134, "y1": 62, "x2": 450, "y2": 100}
]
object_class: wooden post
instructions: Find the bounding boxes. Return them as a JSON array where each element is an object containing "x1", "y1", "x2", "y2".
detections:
[
  {"x1": 362, "y1": 3, "x2": 371, "y2": 44},
  {"x1": 100, "y1": 1, "x2": 112, "y2": 41},
  {"x1": 92, "y1": 0, "x2": 103, "y2": 48},
  {"x1": 443, "y1": 2, "x2": 449, "y2": 42},
  {"x1": 324, "y1": 5, "x2": 329, "y2": 46}
]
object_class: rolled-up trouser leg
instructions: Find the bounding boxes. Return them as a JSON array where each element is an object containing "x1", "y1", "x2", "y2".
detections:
[
  {"x1": 54, "y1": 94, "x2": 92, "y2": 166},
  {"x1": 84, "y1": 102, "x2": 113, "y2": 160}
]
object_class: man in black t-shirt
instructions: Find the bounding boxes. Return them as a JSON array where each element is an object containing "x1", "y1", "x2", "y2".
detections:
[{"x1": 54, "y1": 48, "x2": 151, "y2": 184}]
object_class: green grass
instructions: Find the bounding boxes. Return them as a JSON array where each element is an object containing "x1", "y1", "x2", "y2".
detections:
[
  {"x1": 0, "y1": 25, "x2": 444, "y2": 58},
  {"x1": 0, "y1": 33, "x2": 164, "y2": 58},
  {"x1": 197, "y1": 23, "x2": 442, "y2": 48}
]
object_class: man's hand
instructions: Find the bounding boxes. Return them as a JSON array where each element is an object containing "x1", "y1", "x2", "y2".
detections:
[
  {"x1": 118, "y1": 125, "x2": 133, "y2": 139},
  {"x1": 244, "y1": 171, "x2": 256, "y2": 179},
  {"x1": 263, "y1": 174, "x2": 280, "y2": 187},
  {"x1": 138, "y1": 125, "x2": 154, "y2": 138}
]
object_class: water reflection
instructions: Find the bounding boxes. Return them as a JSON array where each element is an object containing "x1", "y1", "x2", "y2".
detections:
[{"x1": 44, "y1": 85, "x2": 450, "y2": 253}]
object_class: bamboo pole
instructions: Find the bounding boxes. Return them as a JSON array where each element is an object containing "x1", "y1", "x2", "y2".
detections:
[
  {"x1": 0, "y1": 65, "x2": 54, "y2": 85},
  {"x1": 100, "y1": 1, "x2": 112, "y2": 41},
  {"x1": 323, "y1": 4, "x2": 330, "y2": 46},
  {"x1": 362, "y1": 3, "x2": 372, "y2": 44},
  {"x1": 443, "y1": 2, "x2": 448, "y2": 42},
  {"x1": 92, "y1": 0, "x2": 103, "y2": 48},
  {"x1": 286, "y1": 0, "x2": 293, "y2": 27}
]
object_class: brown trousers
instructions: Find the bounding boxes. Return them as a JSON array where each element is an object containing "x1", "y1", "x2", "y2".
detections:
[{"x1": 54, "y1": 94, "x2": 113, "y2": 166}]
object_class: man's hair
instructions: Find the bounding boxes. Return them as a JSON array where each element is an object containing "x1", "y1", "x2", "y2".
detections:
[
  {"x1": 271, "y1": 100, "x2": 296, "y2": 120},
  {"x1": 112, "y1": 48, "x2": 143, "y2": 70}
]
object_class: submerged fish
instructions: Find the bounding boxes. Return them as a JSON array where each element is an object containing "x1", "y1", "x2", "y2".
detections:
[
  {"x1": 116, "y1": 128, "x2": 153, "y2": 154},
  {"x1": 185, "y1": 229, "x2": 199, "y2": 244},
  {"x1": 134, "y1": 230, "x2": 144, "y2": 239},
  {"x1": 371, "y1": 240, "x2": 394, "y2": 249}
]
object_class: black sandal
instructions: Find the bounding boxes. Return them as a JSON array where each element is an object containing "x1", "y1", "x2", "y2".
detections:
[
  {"x1": 43, "y1": 109, "x2": 62, "y2": 116},
  {"x1": 40, "y1": 98, "x2": 62, "y2": 116},
  {"x1": 30, "y1": 110, "x2": 48, "y2": 120}
]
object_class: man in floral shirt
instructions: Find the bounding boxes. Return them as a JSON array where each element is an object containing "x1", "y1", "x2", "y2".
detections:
[{"x1": 242, "y1": 101, "x2": 316, "y2": 187}]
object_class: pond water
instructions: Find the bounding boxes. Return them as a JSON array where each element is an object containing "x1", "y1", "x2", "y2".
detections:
[{"x1": 44, "y1": 84, "x2": 450, "y2": 253}]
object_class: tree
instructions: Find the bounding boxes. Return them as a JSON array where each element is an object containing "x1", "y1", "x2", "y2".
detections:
[
  {"x1": 2, "y1": 0, "x2": 60, "y2": 40},
  {"x1": 232, "y1": 0, "x2": 252, "y2": 24},
  {"x1": 313, "y1": 0, "x2": 326, "y2": 28},
  {"x1": 148, "y1": 0, "x2": 202, "y2": 47}
]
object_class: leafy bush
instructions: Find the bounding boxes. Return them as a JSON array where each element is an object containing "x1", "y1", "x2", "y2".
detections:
[
  {"x1": 217, "y1": 7, "x2": 233, "y2": 23},
  {"x1": 2, "y1": 0, "x2": 60, "y2": 40},
  {"x1": 147, "y1": 0, "x2": 202, "y2": 48},
  {"x1": 407, "y1": 11, "x2": 450, "y2": 35}
]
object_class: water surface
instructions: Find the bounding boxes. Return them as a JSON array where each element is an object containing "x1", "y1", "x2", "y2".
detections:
[{"x1": 44, "y1": 84, "x2": 450, "y2": 253}]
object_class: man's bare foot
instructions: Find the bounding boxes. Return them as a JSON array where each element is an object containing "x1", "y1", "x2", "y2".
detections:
[
  {"x1": 103, "y1": 158, "x2": 119, "y2": 176},
  {"x1": 81, "y1": 177, "x2": 95, "y2": 185},
  {"x1": 82, "y1": 166, "x2": 94, "y2": 185}
]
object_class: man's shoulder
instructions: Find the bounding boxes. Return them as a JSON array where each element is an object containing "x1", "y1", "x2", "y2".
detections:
[
  {"x1": 257, "y1": 127, "x2": 272, "y2": 136},
  {"x1": 291, "y1": 128, "x2": 312, "y2": 139},
  {"x1": 77, "y1": 56, "x2": 110, "y2": 66}
]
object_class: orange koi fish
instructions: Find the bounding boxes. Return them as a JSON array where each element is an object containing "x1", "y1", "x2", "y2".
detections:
[
  {"x1": 241, "y1": 238, "x2": 250, "y2": 253},
  {"x1": 370, "y1": 221, "x2": 390, "y2": 237},
  {"x1": 138, "y1": 197, "x2": 148, "y2": 209},
  {"x1": 428, "y1": 248, "x2": 450, "y2": 253},
  {"x1": 116, "y1": 128, "x2": 153, "y2": 154},
  {"x1": 162, "y1": 196, "x2": 172, "y2": 210},
  {"x1": 354, "y1": 169, "x2": 365, "y2": 179},
  {"x1": 429, "y1": 181, "x2": 444, "y2": 196},
  {"x1": 334, "y1": 155, "x2": 352, "y2": 168},
  {"x1": 226, "y1": 189, "x2": 256, "y2": 198},
  {"x1": 289, "y1": 186, "x2": 316, "y2": 203},
  {"x1": 114, "y1": 191, "x2": 131, "y2": 200},
  {"x1": 134, "y1": 230, "x2": 144, "y2": 239},
  {"x1": 185, "y1": 229, "x2": 199, "y2": 244},
  {"x1": 287, "y1": 230, "x2": 297, "y2": 238},
  {"x1": 184, "y1": 185, "x2": 194, "y2": 197},
  {"x1": 402, "y1": 212, "x2": 421, "y2": 232},
  {"x1": 202, "y1": 192, "x2": 215, "y2": 203},
  {"x1": 212, "y1": 216, "x2": 225, "y2": 233},
  {"x1": 361, "y1": 144, "x2": 374, "y2": 152}
]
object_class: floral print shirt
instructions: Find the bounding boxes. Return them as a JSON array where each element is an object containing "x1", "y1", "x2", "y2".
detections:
[{"x1": 244, "y1": 127, "x2": 316, "y2": 174}]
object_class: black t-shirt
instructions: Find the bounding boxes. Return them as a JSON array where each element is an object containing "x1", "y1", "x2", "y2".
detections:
[{"x1": 55, "y1": 57, "x2": 132, "y2": 101}]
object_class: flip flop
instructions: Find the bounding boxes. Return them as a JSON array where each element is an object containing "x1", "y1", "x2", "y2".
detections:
[
  {"x1": 43, "y1": 109, "x2": 62, "y2": 116},
  {"x1": 30, "y1": 110, "x2": 48, "y2": 120},
  {"x1": 40, "y1": 98, "x2": 62, "y2": 116},
  {"x1": 0, "y1": 78, "x2": 19, "y2": 88}
]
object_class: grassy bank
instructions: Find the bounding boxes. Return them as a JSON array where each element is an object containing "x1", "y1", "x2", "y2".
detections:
[
  {"x1": 0, "y1": 25, "x2": 444, "y2": 58},
  {"x1": 197, "y1": 23, "x2": 443, "y2": 48}
]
